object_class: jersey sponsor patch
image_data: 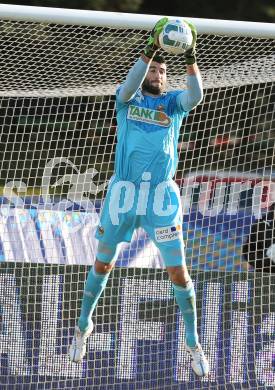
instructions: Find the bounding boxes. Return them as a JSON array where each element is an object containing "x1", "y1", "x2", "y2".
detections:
[
  {"x1": 127, "y1": 104, "x2": 171, "y2": 127},
  {"x1": 155, "y1": 224, "x2": 182, "y2": 242}
]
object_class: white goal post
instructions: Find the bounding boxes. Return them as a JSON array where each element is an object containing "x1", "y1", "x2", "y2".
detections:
[{"x1": 0, "y1": 3, "x2": 274, "y2": 390}]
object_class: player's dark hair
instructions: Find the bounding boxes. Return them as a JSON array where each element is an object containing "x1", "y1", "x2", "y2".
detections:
[{"x1": 151, "y1": 54, "x2": 166, "y2": 64}]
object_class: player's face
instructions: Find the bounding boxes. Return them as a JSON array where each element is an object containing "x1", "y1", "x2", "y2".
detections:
[{"x1": 142, "y1": 61, "x2": 167, "y2": 95}]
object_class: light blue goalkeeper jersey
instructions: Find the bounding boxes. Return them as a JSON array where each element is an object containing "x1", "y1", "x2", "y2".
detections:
[{"x1": 115, "y1": 88, "x2": 188, "y2": 186}]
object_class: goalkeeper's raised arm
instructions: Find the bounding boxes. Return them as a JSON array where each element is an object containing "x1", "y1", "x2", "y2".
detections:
[
  {"x1": 178, "y1": 19, "x2": 203, "y2": 110},
  {"x1": 116, "y1": 18, "x2": 169, "y2": 102}
]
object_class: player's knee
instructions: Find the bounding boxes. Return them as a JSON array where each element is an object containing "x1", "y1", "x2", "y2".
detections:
[
  {"x1": 166, "y1": 265, "x2": 190, "y2": 287},
  {"x1": 95, "y1": 259, "x2": 115, "y2": 274},
  {"x1": 96, "y1": 241, "x2": 119, "y2": 270}
]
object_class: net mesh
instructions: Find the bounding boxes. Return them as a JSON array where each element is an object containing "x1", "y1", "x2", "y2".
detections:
[
  {"x1": 0, "y1": 16, "x2": 274, "y2": 390},
  {"x1": 0, "y1": 22, "x2": 274, "y2": 95}
]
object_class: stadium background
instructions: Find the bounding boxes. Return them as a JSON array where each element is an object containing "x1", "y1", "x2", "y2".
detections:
[{"x1": 0, "y1": 2, "x2": 274, "y2": 389}]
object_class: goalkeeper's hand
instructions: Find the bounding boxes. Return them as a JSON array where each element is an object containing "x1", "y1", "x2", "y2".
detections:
[
  {"x1": 143, "y1": 17, "x2": 169, "y2": 59},
  {"x1": 183, "y1": 20, "x2": 197, "y2": 65}
]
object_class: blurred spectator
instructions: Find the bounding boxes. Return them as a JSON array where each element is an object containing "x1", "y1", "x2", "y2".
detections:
[
  {"x1": 177, "y1": 141, "x2": 196, "y2": 151},
  {"x1": 243, "y1": 202, "x2": 275, "y2": 273}
]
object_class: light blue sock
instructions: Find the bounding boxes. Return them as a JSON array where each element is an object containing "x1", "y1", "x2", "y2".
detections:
[
  {"x1": 173, "y1": 280, "x2": 199, "y2": 348},
  {"x1": 78, "y1": 267, "x2": 110, "y2": 332}
]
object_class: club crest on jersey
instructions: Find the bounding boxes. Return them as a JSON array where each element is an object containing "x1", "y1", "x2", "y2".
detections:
[
  {"x1": 155, "y1": 224, "x2": 182, "y2": 242},
  {"x1": 157, "y1": 105, "x2": 165, "y2": 111},
  {"x1": 128, "y1": 104, "x2": 171, "y2": 127}
]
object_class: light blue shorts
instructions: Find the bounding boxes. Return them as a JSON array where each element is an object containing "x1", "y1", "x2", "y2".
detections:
[{"x1": 95, "y1": 175, "x2": 185, "y2": 267}]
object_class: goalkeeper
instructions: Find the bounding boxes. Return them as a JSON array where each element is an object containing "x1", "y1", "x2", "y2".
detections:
[{"x1": 69, "y1": 17, "x2": 209, "y2": 377}]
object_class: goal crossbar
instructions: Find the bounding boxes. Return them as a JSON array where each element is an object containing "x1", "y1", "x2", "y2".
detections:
[{"x1": 0, "y1": 3, "x2": 275, "y2": 38}]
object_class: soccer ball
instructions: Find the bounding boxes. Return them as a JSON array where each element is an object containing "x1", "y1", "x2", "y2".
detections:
[{"x1": 158, "y1": 19, "x2": 193, "y2": 55}]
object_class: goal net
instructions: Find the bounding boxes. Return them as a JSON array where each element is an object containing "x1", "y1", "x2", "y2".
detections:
[{"x1": 0, "y1": 4, "x2": 274, "y2": 389}]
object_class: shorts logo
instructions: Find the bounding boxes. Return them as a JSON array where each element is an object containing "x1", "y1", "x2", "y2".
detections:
[
  {"x1": 155, "y1": 225, "x2": 182, "y2": 243},
  {"x1": 98, "y1": 226, "x2": 104, "y2": 235}
]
